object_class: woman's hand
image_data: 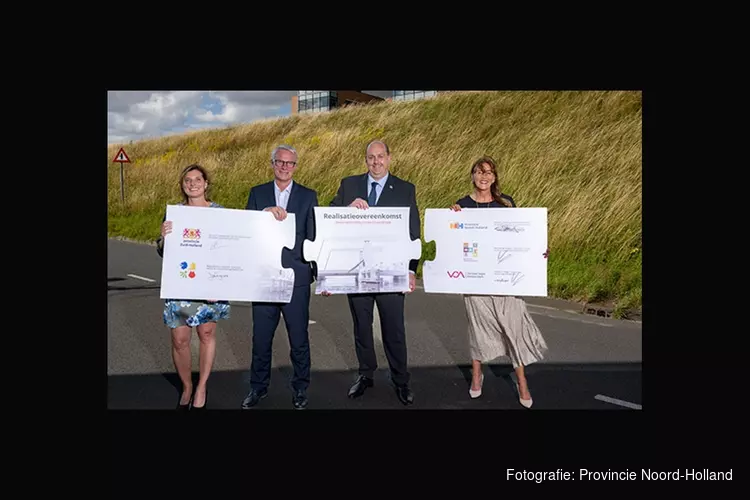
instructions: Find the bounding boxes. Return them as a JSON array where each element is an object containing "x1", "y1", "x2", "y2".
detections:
[
  {"x1": 161, "y1": 221, "x2": 173, "y2": 238},
  {"x1": 543, "y1": 248, "x2": 550, "y2": 259},
  {"x1": 449, "y1": 204, "x2": 462, "y2": 211}
]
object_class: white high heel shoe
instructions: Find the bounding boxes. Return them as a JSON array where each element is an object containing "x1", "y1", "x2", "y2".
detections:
[
  {"x1": 517, "y1": 382, "x2": 533, "y2": 408},
  {"x1": 469, "y1": 374, "x2": 484, "y2": 398}
]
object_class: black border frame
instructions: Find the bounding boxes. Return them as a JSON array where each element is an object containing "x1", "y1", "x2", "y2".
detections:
[{"x1": 98, "y1": 46, "x2": 735, "y2": 493}]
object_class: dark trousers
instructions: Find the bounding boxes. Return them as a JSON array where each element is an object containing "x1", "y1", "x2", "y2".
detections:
[
  {"x1": 347, "y1": 292, "x2": 410, "y2": 387},
  {"x1": 250, "y1": 284, "x2": 311, "y2": 392}
]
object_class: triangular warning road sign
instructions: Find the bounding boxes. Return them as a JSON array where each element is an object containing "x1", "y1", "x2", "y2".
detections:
[{"x1": 113, "y1": 147, "x2": 131, "y2": 163}]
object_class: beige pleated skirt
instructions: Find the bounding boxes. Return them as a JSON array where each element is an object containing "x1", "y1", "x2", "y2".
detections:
[{"x1": 463, "y1": 295, "x2": 548, "y2": 367}]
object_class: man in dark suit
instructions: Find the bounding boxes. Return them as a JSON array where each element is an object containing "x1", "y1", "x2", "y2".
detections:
[
  {"x1": 329, "y1": 140, "x2": 420, "y2": 405},
  {"x1": 241, "y1": 144, "x2": 318, "y2": 410}
]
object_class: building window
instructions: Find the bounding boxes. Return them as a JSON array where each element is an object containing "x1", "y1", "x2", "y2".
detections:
[
  {"x1": 298, "y1": 90, "x2": 338, "y2": 113},
  {"x1": 393, "y1": 90, "x2": 436, "y2": 101}
]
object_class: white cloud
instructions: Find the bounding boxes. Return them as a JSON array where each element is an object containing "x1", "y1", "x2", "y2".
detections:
[
  {"x1": 107, "y1": 90, "x2": 295, "y2": 144},
  {"x1": 194, "y1": 91, "x2": 292, "y2": 124},
  {"x1": 107, "y1": 91, "x2": 397, "y2": 144}
]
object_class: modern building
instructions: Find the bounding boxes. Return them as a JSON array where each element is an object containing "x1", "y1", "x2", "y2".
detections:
[
  {"x1": 291, "y1": 90, "x2": 439, "y2": 114},
  {"x1": 292, "y1": 91, "x2": 384, "y2": 114},
  {"x1": 389, "y1": 90, "x2": 438, "y2": 101}
]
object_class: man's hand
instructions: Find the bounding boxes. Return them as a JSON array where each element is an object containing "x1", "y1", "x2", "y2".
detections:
[
  {"x1": 349, "y1": 198, "x2": 369, "y2": 209},
  {"x1": 264, "y1": 206, "x2": 288, "y2": 221}
]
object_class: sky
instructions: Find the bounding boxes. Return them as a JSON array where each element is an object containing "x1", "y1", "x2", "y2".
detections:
[{"x1": 107, "y1": 91, "x2": 394, "y2": 145}]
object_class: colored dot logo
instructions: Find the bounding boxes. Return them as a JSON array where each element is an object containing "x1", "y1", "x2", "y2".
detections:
[{"x1": 179, "y1": 261, "x2": 197, "y2": 279}]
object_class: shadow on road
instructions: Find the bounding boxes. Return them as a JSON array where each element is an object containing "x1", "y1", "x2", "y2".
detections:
[{"x1": 108, "y1": 362, "x2": 641, "y2": 410}]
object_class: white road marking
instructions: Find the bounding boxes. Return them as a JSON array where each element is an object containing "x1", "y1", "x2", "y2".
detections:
[
  {"x1": 127, "y1": 273, "x2": 155, "y2": 283},
  {"x1": 595, "y1": 394, "x2": 641, "y2": 410},
  {"x1": 309, "y1": 320, "x2": 316, "y2": 324},
  {"x1": 526, "y1": 303, "x2": 560, "y2": 311}
]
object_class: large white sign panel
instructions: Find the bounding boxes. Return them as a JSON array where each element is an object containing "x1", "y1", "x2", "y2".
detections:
[
  {"x1": 303, "y1": 207, "x2": 421, "y2": 295},
  {"x1": 423, "y1": 208, "x2": 547, "y2": 297},
  {"x1": 159, "y1": 204, "x2": 296, "y2": 303}
]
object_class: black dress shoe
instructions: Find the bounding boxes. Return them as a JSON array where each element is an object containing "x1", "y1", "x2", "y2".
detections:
[
  {"x1": 348, "y1": 375, "x2": 374, "y2": 399},
  {"x1": 292, "y1": 389, "x2": 308, "y2": 410},
  {"x1": 241, "y1": 388, "x2": 268, "y2": 409},
  {"x1": 394, "y1": 385, "x2": 414, "y2": 406}
]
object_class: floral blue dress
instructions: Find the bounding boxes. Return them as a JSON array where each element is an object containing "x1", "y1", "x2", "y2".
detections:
[{"x1": 157, "y1": 201, "x2": 231, "y2": 329}]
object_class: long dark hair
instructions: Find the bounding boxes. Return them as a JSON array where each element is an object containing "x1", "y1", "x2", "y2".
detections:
[
  {"x1": 178, "y1": 163, "x2": 212, "y2": 204},
  {"x1": 470, "y1": 156, "x2": 512, "y2": 207}
]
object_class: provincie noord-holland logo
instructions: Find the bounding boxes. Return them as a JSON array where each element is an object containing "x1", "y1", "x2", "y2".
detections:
[{"x1": 180, "y1": 227, "x2": 203, "y2": 249}]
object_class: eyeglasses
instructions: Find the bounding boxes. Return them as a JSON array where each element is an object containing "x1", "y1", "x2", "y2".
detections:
[{"x1": 273, "y1": 160, "x2": 297, "y2": 168}]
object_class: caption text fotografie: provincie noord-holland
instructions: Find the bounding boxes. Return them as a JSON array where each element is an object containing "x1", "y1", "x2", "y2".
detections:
[{"x1": 507, "y1": 469, "x2": 732, "y2": 482}]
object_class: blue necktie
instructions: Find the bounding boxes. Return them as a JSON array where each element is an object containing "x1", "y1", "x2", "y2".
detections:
[{"x1": 368, "y1": 181, "x2": 378, "y2": 206}]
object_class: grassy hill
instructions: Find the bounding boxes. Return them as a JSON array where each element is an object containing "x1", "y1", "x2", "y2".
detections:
[{"x1": 107, "y1": 90, "x2": 642, "y2": 318}]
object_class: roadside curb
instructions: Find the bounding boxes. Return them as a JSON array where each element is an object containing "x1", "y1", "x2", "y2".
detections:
[
  {"x1": 579, "y1": 302, "x2": 641, "y2": 323},
  {"x1": 109, "y1": 236, "x2": 156, "y2": 246}
]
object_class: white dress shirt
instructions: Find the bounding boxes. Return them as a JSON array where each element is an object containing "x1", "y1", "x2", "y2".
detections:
[
  {"x1": 274, "y1": 180, "x2": 293, "y2": 209},
  {"x1": 367, "y1": 173, "x2": 388, "y2": 205}
]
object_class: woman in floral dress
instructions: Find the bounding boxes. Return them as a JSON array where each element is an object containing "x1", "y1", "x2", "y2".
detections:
[{"x1": 156, "y1": 164, "x2": 230, "y2": 410}]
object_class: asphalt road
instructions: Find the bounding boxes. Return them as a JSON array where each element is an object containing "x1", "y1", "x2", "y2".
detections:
[{"x1": 107, "y1": 239, "x2": 642, "y2": 410}]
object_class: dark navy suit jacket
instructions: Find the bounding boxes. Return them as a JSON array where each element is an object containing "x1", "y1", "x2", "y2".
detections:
[
  {"x1": 245, "y1": 181, "x2": 318, "y2": 287},
  {"x1": 330, "y1": 172, "x2": 421, "y2": 273}
]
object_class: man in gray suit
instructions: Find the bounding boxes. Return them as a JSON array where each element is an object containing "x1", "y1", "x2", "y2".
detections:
[{"x1": 329, "y1": 140, "x2": 420, "y2": 405}]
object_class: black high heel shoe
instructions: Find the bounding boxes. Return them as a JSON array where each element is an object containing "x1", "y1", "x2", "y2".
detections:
[
  {"x1": 177, "y1": 394, "x2": 192, "y2": 411},
  {"x1": 176, "y1": 384, "x2": 194, "y2": 411}
]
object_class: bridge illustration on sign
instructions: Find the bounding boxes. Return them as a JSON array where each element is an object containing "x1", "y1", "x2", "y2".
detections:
[
  {"x1": 313, "y1": 239, "x2": 408, "y2": 293},
  {"x1": 255, "y1": 266, "x2": 296, "y2": 301}
]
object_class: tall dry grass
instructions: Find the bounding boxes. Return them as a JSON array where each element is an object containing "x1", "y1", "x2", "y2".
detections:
[{"x1": 108, "y1": 90, "x2": 641, "y2": 316}]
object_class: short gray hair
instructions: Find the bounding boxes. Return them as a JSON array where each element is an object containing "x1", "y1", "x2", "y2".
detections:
[
  {"x1": 365, "y1": 140, "x2": 390, "y2": 156},
  {"x1": 271, "y1": 144, "x2": 298, "y2": 162}
]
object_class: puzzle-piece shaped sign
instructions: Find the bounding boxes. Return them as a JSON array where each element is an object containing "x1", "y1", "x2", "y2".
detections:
[
  {"x1": 303, "y1": 207, "x2": 422, "y2": 294},
  {"x1": 160, "y1": 204, "x2": 296, "y2": 302},
  {"x1": 422, "y1": 207, "x2": 548, "y2": 297}
]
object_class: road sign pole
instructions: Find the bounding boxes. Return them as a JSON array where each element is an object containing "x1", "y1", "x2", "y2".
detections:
[
  {"x1": 120, "y1": 162, "x2": 124, "y2": 203},
  {"x1": 112, "y1": 147, "x2": 131, "y2": 204}
]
